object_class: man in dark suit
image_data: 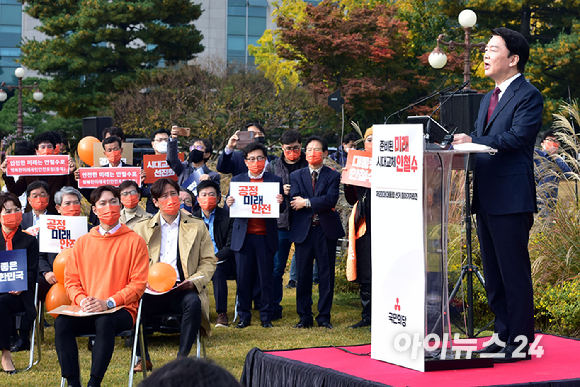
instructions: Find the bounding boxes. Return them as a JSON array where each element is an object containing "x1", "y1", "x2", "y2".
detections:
[
  {"x1": 225, "y1": 142, "x2": 284, "y2": 328},
  {"x1": 289, "y1": 136, "x2": 345, "y2": 329},
  {"x1": 453, "y1": 27, "x2": 543, "y2": 362},
  {"x1": 191, "y1": 180, "x2": 235, "y2": 327}
]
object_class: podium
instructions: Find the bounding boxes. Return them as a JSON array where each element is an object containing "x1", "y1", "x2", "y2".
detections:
[{"x1": 369, "y1": 124, "x2": 494, "y2": 371}]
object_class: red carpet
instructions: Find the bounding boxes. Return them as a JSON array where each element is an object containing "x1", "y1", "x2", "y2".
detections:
[{"x1": 267, "y1": 334, "x2": 580, "y2": 386}]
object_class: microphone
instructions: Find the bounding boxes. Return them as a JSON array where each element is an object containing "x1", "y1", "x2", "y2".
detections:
[
  {"x1": 384, "y1": 84, "x2": 456, "y2": 124},
  {"x1": 426, "y1": 80, "x2": 470, "y2": 144},
  {"x1": 429, "y1": 80, "x2": 470, "y2": 120}
]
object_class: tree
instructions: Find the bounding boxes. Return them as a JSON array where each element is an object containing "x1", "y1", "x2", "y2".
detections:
[
  {"x1": 0, "y1": 78, "x2": 82, "y2": 146},
  {"x1": 20, "y1": 0, "x2": 204, "y2": 118},
  {"x1": 104, "y1": 63, "x2": 336, "y2": 155}
]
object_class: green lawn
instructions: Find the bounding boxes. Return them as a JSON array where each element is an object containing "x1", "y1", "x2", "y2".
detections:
[{"x1": 4, "y1": 276, "x2": 371, "y2": 386}]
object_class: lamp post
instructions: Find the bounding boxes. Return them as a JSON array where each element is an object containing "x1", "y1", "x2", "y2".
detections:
[
  {"x1": 428, "y1": 9, "x2": 487, "y2": 87},
  {"x1": 0, "y1": 68, "x2": 44, "y2": 135}
]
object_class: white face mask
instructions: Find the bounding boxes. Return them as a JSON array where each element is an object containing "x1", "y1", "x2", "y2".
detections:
[{"x1": 156, "y1": 141, "x2": 168, "y2": 154}]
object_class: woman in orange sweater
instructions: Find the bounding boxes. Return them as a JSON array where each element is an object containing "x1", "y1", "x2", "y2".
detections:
[{"x1": 55, "y1": 185, "x2": 149, "y2": 387}]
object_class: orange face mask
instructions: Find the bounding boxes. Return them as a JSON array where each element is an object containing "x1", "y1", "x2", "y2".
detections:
[
  {"x1": 1, "y1": 212, "x2": 22, "y2": 230},
  {"x1": 29, "y1": 197, "x2": 49, "y2": 212},
  {"x1": 284, "y1": 149, "x2": 301, "y2": 162},
  {"x1": 198, "y1": 196, "x2": 217, "y2": 212},
  {"x1": 159, "y1": 196, "x2": 180, "y2": 216},
  {"x1": 37, "y1": 148, "x2": 53, "y2": 156},
  {"x1": 105, "y1": 150, "x2": 122, "y2": 165},
  {"x1": 247, "y1": 160, "x2": 266, "y2": 175},
  {"x1": 364, "y1": 141, "x2": 372, "y2": 153},
  {"x1": 96, "y1": 204, "x2": 121, "y2": 226},
  {"x1": 306, "y1": 151, "x2": 324, "y2": 166},
  {"x1": 61, "y1": 204, "x2": 81, "y2": 217},
  {"x1": 54, "y1": 144, "x2": 61, "y2": 155},
  {"x1": 121, "y1": 194, "x2": 139, "y2": 209}
]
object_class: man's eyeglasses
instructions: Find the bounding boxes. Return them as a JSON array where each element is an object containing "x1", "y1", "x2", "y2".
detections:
[
  {"x1": 154, "y1": 138, "x2": 168, "y2": 143},
  {"x1": 283, "y1": 146, "x2": 301, "y2": 152},
  {"x1": 189, "y1": 145, "x2": 205, "y2": 152},
  {"x1": 245, "y1": 156, "x2": 266, "y2": 162},
  {"x1": 120, "y1": 190, "x2": 138, "y2": 197}
]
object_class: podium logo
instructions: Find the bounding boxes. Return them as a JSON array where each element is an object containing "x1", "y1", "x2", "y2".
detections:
[{"x1": 389, "y1": 298, "x2": 406, "y2": 327}]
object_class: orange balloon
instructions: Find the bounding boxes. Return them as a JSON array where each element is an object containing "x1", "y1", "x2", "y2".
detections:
[
  {"x1": 45, "y1": 283, "x2": 72, "y2": 318},
  {"x1": 53, "y1": 249, "x2": 71, "y2": 284},
  {"x1": 77, "y1": 136, "x2": 100, "y2": 166},
  {"x1": 148, "y1": 262, "x2": 177, "y2": 293}
]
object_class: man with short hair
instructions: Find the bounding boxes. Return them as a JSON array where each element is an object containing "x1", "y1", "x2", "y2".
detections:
[
  {"x1": 22, "y1": 180, "x2": 51, "y2": 232},
  {"x1": 1, "y1": 132, "x2": 77, "y2": 214},
  {"x1": 167, "y1": 127, "x2": 220, "y2": 196},
  {"x1": 102, "y1": 126, "x2": 125, "y2": 141},
  {"x1": 289, "y1": 136, "x2": 345, "y2": 329},
  {"x1": 133, "y1": 178, "x2": 216, "y2": 372},
  {"x1": 330, "y1": 132, "x2": 358, "y2": 167},
  {"x1": 141, "y1": 129, "x2": 171, "y2": 214},
  {"x1": 453, "y1": 27, "x2": 543, "y2": 362},
  {"x1": 217, "y1": 122, "x2": 276, "y2": 176},
  {"x1": 192, "y1": 180, "x2": 235, "y2": 327},
  {"x1": 55, "y1": 185, "x2": 149, "y2": 387},
  {"x1": 102, "y1": 136, "x2": 132, "y2": 168},
  {"x1": 265, "y1": 130, "x2": 309, "y2": 320},
  {"x1": 179, "y1": 188, "x2": 195, "y2": 213},
  {"x1": 119, "y1": 180, "x2": 150, "y2": 229},
  {"x1": 225, "y1": 142, "x2": 284, "y2": 328}
]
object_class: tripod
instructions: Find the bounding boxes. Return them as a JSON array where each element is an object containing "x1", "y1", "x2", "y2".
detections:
[{"x1": 448, "y1": 154, "x2": 491, "y2": 337}]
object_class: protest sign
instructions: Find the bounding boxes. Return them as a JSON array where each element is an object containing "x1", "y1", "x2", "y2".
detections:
[
  {"x1": 6, "y1": 155, "x2": 69, "y2": 176},
  {"x1": 38, "y1": 215, "x2": 89, "y2": 253},
  {"x1": 341, "y1": 150, "x2": 372, "y2": 188},
  {"x1": 78, "y1": 167, "x2": 141, "y2": 188},
  {"x1": 0, "y1": 249, "x2": 27, "y2": 292},
  {"x1": 143, "y1": 153, "x2": 184, "y2": 184},
  {"x1": 229, "y1": 182, "x2": 280, "y2": 218}
]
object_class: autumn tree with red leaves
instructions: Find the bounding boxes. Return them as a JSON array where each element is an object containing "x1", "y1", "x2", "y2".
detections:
[{"x1": 275, "y1": 0, "x2": 431, "y2": 127}]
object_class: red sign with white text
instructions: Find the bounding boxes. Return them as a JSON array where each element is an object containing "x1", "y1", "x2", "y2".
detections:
[
  {"x1": 78, "y1": 167, "x2": 141, "y2": 188},
  {"x1": 6, "y1": 155, "x2": 69, "y2": 176},
  {"x1": 143, "y1": 153, "x2": 184, "y2": 184},
  {"x1": 341, "y1": 150, "x2": 372, "y2": 188}
]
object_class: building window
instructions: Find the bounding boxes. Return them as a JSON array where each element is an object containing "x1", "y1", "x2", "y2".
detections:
[
  {"x1": 226, "y1": 0, "x2": 267, "y2": 66},
  {"x1": 0, "y1": 1, "x2": 22, "y2": 84}
]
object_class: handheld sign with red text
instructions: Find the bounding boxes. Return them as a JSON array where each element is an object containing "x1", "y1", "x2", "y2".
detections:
[
  {"x1": 341, "y1": 150, "x2": 372, "y2": 188},
  {"x1": 0, "y1": 249, "x2": 27, "y2": 293},
  {"x1": 38, "y1": 215, "x2": 89, "y2": 253},
  {"x1": 78, "y1": 167, "x2": 141, "y2": 188},
  {"x1": 6, "y1": 155, "x2": 69, "y2": 177},
  {"x1": 229, "y1": 182, "x2": 280, "y2": 218},
  {"x1": 143, "y1": 153, "x2": 184, "y2": 184}
]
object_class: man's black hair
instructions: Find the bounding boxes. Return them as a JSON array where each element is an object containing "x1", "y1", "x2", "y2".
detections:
[
  {"x1": 189, "y1": 138, "x2": 213, "y2": 162},
  {"x1": 102, "y1": 126, "x2": 125, "y2": 141},
  {"x1": 150, "y1": 128, "x2": 171, "y2": 141},
  {"x1": 196, "y1": 180, "x2": 221, "y2": 199},
  {"x1": 14, "y1": 141, "x2": 35, "y2": 156},
  {"x1": 305, "y1": 135, "x2": 328, "y2": 152},
  {"x1": 26, "y1": 180, "x2": 49, "y2": 197},
  {"x1": 90, "y1": 185, "x2": 120, "y2": 206},
  {"x1": 244, "y1": 122, "x2": 265, "y2": 135},
  {"x1": 119, "y1": 180, "x2": 140, "y2": 194},
  {"x1": 34, "y1": 132, "x2": 56, "y2": 150},
  {"x1": 541, "y1": 129, "x2": 558, "y2": 143},
  {"x1": 281, "y1": 130, "x2": 302, "y2": 145},
  {"x1": 137, "y1": 358, "x2": 241, "y2": 387},
  {"x1": 242, "y1": 142, "x2": 268, "y2": 158},
  {"x1": 150, "y1": 178, "x2": 180, "y2": 201},
  {"x1": 102, "y1": 135, "x2": 122, "y2": 150},
  {"x1": 343, "y1": 132, "x2": 358, "y2": 145},
  {"x1": 491, "y1": 27, "x2": 529, "y2": 73}
]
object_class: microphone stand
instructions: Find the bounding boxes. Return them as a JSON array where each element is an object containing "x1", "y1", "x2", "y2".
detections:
[{"x1": 385, "y1": 85, "x2": 456, "y2": 124}]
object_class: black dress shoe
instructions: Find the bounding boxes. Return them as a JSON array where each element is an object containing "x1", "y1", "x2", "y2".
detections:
[
  {"x1": 348, "y1": 318, "x2": 371, "y2": 329},
  {"x1": 235, "y1": 320, "x2": 251, "y2": 329},
  {"x1": 285, "y1": 280, "x2": 297, "y2": 289},
  {"x1": 2, "y1": 360, "x2": 17, "y2": 375},
  {"x1": 10, "y1": 337, "x2": 30, "y2": 352},
  {"x1": 494, "y1": 344, "x2": 531, "y2": 363},
  {"x1": 271, "y1": 310, "x2": 283, "y2": 321},
  {"x1": 294, "y1": 321, "x2": 313, "y2": 328},
  {"x1": 262, "y1": 321, "x2": 273, "y2": 328},
  {"x1": 475, "y1": 342, "x2": 504, "y2": 354},
  {"x1": 318, "y1": 321, "x2": 333, "y2": 329}
]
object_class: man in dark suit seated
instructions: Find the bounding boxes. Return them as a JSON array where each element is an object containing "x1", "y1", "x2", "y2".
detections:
[
  {"x1": 225, "y1": 142, "x2": 284, "y2": 328},
  {"x1": 453, "y1": 27, "x2": 543, "y2": 362},
  {"x1": 192, "y1": 180, "x2": 235, "y2": 327},
  {"x1": 289, "y1": 136, "x2": 345, "y2": 329}
]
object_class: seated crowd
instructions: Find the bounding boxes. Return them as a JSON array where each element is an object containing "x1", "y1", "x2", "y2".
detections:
[{"x1": 0, "y1": 125, "x2": 370, "y2": 384}]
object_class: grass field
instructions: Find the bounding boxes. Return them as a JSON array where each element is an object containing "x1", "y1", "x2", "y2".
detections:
[{"x1": 4, "y1": 274, "x2": 371, "y2": 386}]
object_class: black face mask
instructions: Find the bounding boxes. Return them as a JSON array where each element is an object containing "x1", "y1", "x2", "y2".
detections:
[
  {"x1": 188, "y1": 149, "x2": 205, "y2": 163},
  {"x1": 255, "y1": 136, "x2": 266, "y2": 144}
]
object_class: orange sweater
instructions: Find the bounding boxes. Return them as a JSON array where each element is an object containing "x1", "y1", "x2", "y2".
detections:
[{"x1": 64, "y1": 224, "x2": 149, "y2": 323}]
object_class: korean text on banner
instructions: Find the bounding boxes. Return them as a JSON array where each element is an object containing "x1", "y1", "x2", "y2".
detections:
[
  {"x1": 143, "y1": 153, "x2": 184, "y2": 184},
  {"x1": 0, "y1": 249, "x2": 28, "y2": 293},
  {"x1": 6, "y1": 155, "x2": 70, "y2": 177},
  {"x1": 39, "y1": 215, "x2": 89, "y2": 253},
  {"x1": 341, "y1": 150, "x2": 372, "y2": 188},
  {"x1": 78, "y1": 167, "x2": 141, "y2": 188},
  {"x1": 229, "y1": 182, "x2": 280, "y2": 218}
]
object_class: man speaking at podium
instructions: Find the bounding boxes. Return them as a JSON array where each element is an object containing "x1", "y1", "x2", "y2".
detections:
[{"x1": 453, "y1": 27, "x2": 543, "y2": 362}]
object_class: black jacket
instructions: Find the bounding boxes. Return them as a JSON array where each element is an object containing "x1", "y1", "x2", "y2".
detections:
[{"x1": 192, "y1": 206, "x2": 234, "y2": 263}]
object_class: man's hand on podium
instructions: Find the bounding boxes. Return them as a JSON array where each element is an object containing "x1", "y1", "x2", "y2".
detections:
[{"x1": 452, "y1": 134, "x2": 472, "y2": 145}]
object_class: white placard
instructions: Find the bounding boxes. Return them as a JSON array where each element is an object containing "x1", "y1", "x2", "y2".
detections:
[
  {"x1": 370, "y1": 124, "x2": 426, "y2": 371},
  {"x1": 228, "y1": 182, "x2": 280, "y2": 218},
  {"x1": 38, "y1": 215, "x2": 89, "y2": 253}
]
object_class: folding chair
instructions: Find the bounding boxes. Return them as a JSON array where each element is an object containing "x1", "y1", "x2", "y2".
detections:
[
  {"x1": 59, "y1": 298, "x2": 146, "y2": 387},
  {"x1": 143, "y1": 312, "x2": 206, "y2": 359},
  {"x1": 13, "y1": 282, "x2": 41, "y2": 371}
]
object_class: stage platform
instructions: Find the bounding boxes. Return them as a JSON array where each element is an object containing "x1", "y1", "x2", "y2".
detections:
[{"x1": 241, "y1": 334, "x2": 580, "y2": 387}]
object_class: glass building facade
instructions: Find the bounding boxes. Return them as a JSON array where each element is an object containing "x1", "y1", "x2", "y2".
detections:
[{"x1": 0, "y1": 0, "x2": 22, "y2": 84}]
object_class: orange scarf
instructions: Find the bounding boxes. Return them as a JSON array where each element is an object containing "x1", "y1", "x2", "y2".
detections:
[
  {"x1": 346, "y1": 202, "x2": 366, "y2": 282},
  {"x1": 2, "y1": 228, "x2": 18, "y2": 251}
]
